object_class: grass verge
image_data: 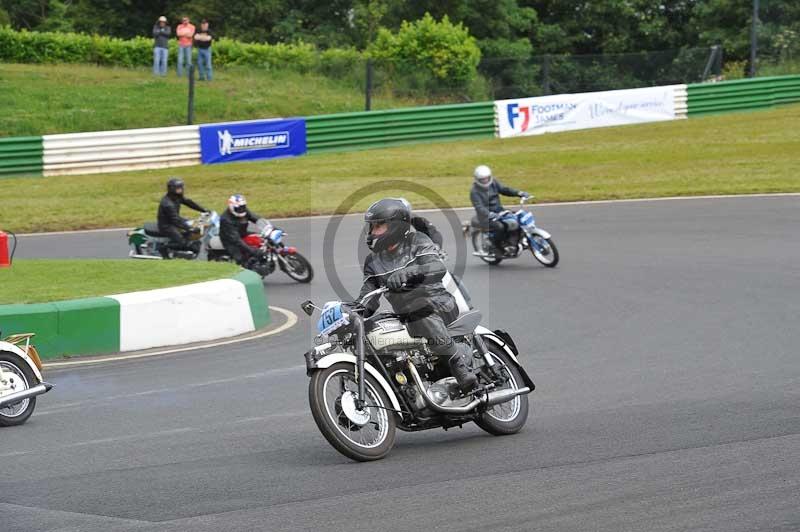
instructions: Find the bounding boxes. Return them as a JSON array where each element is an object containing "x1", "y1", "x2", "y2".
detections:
[
  {"x1": 0, "y1": 259, "x2": 241, "y2": 305},
  {"x1": 1, "y1": 104, "x2": 799, "y2": 233},
  {"x1": 0, "y1": 62, "x2": 419, "y2": 137}
]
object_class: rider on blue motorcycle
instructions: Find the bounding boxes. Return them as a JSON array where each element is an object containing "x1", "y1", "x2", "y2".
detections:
[
  {"x1": 157, "y1": 178, "x2": 209, "y2": 256},
  {"x1": 219, "y1": 194, "x2": 269, "y2": 275},
  {"x1": 358, "y1": 198, "x2": 478, "y2": 393},
  {"x1": 470, "y1": 165, "x2": 530, "y2": 256}
]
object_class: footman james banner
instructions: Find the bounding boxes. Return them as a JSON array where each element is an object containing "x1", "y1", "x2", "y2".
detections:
[
  {"x1": 496, "y1": 86, "x2": 678, "y2": 138},
  {"x1": 200, "y1": 118, "x2": 307, "y2": 164}
]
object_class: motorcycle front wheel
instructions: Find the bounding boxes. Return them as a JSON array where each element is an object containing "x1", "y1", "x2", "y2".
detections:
[
  {"x1": 0, "y1": 353, "x2": 38, "y2": 427},
  {"x1": 308, "y1": 363, "x2": 397, "y2": 461},
  {"x1": 281, "y1": 252, "x2": 314, "y2": 283},
  {"x1": 471, "y1": 231, "x2": 503, "y2": 265},
  {"x1": 474, "y1": 345, "x2": 529, "y2": 436},
  {"x1": 528, "y1": 235, "x2": 559, "y2": 267}
]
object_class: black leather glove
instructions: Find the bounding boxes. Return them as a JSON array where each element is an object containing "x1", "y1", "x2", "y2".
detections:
[
  {"x1": 518, "y1": 191, "x2": 530, "y2": 198},
  {"x1": 386, "y1": 267, "x2": 422, "y2": 291}
]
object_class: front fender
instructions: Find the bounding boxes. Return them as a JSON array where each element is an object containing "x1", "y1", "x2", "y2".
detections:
[
  {"x1": 310, "y1": 352, "x2": 404, "y2": 417},
  {"x1": 474, "y1": 326, "x2": 535, "y2": 391},
  {"x1": 530, "y1": 227, "x2": 552, "y2": 240},
  {"x1": 0, "y1": 341, "x2": 44, "y2": 382}
]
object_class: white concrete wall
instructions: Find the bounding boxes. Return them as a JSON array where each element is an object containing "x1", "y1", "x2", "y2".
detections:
[{"x1": 110, "y1": 279, "x2": 254, "y2": 352}]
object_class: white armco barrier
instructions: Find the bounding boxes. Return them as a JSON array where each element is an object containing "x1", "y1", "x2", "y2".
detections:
[
  {"x1": 110, "y1": 279, "x2": 254, "y2": 352},
  {"x1": 42, "y1": 125, "x2": 200, "y2": 176},
  {"x1": 674, "y1": 85, "x2": 688, "y2": 119},
  {"x1": 495, "y1": 85, "x2": 683, "y2": 138}
]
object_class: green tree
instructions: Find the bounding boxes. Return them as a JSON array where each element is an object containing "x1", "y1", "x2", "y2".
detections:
[{"x1": 370, "y1": 13, "x2": 481, "y2": 87}]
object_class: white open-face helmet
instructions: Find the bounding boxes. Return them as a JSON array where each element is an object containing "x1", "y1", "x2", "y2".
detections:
[
  {"x1": 473, "y1": 165, "x2": 493, "y2": 188},
  {"x1": 227, "y1": 194, "x2": 248, "y2": 217}
]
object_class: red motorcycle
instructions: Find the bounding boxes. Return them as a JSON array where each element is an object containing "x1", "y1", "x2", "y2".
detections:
[{"x1": 207, "y1": 218, "x2": 314, "y2": 283}]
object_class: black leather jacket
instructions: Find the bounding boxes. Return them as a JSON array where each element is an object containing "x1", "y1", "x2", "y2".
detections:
[
  {"x1": 470, "y1": 179, "x2": 520, "y2": 226},
  {"x1": 219, "y1": 208, "x2": 263, "y2": 254},
  {"x1": 358, "y1": 231, "x2": 455, "y2": 317},
  {"x1": 157, "y1": 194, "x2": 207, "y2": 231},
  {"x1": 410, "y1": 215, "x2": 443, "y2": 248}
]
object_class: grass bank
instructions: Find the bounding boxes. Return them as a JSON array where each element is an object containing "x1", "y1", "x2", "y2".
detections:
[
  {"x1": 0, "y1": 62, "x2": 418, "y2": 137},
  {"x1": 0, "y1": 260, "x2": 241, "y2": 304},
  {"x1": 1, "y1": 104, "x2": 799, "y2": 233}
]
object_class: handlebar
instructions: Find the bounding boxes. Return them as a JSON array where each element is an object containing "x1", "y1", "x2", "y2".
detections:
[{"x1": 519, "y1": 195, "x2": 534, "y2": 205}]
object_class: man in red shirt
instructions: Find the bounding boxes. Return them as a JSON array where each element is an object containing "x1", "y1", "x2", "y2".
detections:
[{"x1": 175, "y1": 16, "x2": 195, "y2": 77}]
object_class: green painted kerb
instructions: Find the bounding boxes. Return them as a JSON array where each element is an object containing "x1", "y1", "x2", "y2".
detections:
[
  {"x1": 0, "y1": 297, "x2": 120, "y2": 359},
  {"x1": 0, "y1": 136, "x2": 44, "y2": 178},
  {"x1": 234, "y1": 270, "x2": 271, "y2": 330}
]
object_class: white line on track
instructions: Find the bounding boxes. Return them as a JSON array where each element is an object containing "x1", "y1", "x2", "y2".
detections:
[
  {"x1": 43, "y1": 305, "x2": 298, "y2": 369},
  {"x1": 17, "y1": 192, "x2": 800, "y2": 236}
]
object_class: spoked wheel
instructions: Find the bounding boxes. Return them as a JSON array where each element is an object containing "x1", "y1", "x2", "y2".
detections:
[
  {"x1": 471, "y1": 230, "x2": 503, "y2": 265},
  {"x1": 308, "y1": 363, "x2": 397, "y2": 461},
  {"x1": 281, "y1": 252, "x2": 314, "y2": 283},
  {"x1": 528, "y1": 234, "x2": 559, "y2": 267},
  {"x1": 0, "y1": 353, "x2": 38, "y2": 427},
  {"x1": 474, "y1": 345, "x2": 529, "y2": 436}
]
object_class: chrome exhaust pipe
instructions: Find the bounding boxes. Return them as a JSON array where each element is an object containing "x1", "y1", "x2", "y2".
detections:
[
  {"x1": 406, "y1": 362, "x2": 529, "y2": 415},
  {"x1": 0, "y1": 382, "x2": 54, "y2": 409},
  {"x1": 484, "y1": 386, "x2": 530, "y2": 407}
]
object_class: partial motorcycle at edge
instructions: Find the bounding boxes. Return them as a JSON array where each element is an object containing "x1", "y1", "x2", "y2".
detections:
[{"x1": 0, "y1": 332, "x2": 53, "y2": 426}]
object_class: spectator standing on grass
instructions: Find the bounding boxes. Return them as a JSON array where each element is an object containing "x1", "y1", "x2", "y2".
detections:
[
  {"x1": 176, "y1": 16, "x2": 195, "y2": 77},
  {"x1": 152, "y1": 16, "x2": 170, "y2": 76},
  {"x1": 194, "y1": 19, "x2": 214, "y2": 81}
]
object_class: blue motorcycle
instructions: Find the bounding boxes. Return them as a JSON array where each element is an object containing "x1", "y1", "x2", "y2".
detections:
[{"x1": 463, "y1": 196, "x2": 559, "y2": 267}]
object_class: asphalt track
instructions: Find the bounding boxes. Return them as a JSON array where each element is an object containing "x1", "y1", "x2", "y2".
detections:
[{"x1": 3, "y1": 196, "x2": 799, "y2": 531}]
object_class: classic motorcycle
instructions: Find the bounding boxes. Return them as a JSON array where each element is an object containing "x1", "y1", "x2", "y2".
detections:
[
  {"x1": 128, "y1": 211, "x2": 218, "y2": 260},
  {"x1": 0, "y1": 332, "x2": 53, "y2": 426},
  {"x1": 206, "y1": 218, "x2": 314, "y2": 283},
  {"x1": 463, "y1": 196, "x2": 559, "y2": 267},
  {"x1": 301, "y1": 287, "x2": 534, "y2": 461}
]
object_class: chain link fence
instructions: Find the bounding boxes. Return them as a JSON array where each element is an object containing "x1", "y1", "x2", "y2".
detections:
[{"x1": 366, "y1": 47, "x2": 722, "y2": 107}]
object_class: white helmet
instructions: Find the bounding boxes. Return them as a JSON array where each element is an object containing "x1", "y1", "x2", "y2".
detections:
[
  {"x1": 473, "y1": 165, "x2": 493, "y2": 188},
  {"x1": 227, "y1": 194, "x2": 248, "y2": 217}
]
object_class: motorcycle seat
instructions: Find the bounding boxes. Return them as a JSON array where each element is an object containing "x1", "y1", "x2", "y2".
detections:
[
  {"x1": 446, "y1": 309, "x2": 482, "y2": 337},
  {"x1": 143, "y1": 222, "x2": 166, "y2": 237}
]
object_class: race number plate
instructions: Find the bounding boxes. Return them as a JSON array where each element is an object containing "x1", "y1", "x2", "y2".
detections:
[{"x1": 317, "y1": 302, "x2": 349, "y2": 336}]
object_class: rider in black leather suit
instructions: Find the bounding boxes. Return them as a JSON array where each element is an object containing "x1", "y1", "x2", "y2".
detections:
[
  {"x1": 357, "y1": 198, "x2": 477, "y2": 392},
  {"x1": 157, "y1": 178, "x2": 208, "y2": 255}
]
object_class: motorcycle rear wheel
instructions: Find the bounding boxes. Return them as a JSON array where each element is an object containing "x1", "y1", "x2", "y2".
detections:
[
  {"x1": 474, "y1": 345, "x2": 529, "y2": 436},
  {"x1": 0, "y1": 353, "x2": 38, "y2": 427},
  {"x1": 471, "y1": 231, "x2": 503, "y2": 265},
  {"x1": 308, "y1": 363, "x2": 396, "y2": 461}
]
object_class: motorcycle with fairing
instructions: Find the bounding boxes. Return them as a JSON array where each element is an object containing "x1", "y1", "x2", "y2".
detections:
[
  {"x1": 0, "y1": 332, "x2": 54, "y2": 426},
  {"x1": 463, "y1": 196, "x2": 559, "y2": 267},
  {"x1": 206, "y1": 218, "x2": 314, "y2": 283},
  {"x1": 301, "y1": 287, "x2": 534, "y2": 461}
]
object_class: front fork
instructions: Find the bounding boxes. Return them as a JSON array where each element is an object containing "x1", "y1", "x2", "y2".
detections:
[
  {"x1": 473, "y1": 334, "x2": 496, "y2": 369},
  {"x1": 352, "y1": 314, "x2": 367, "y2": 409}
]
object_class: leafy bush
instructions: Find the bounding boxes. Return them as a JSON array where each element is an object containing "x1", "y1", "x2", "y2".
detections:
[
  {"x1": 0, "y1": 27, "x2": 345, "y2": 73},
  {"x1": 369, "y1": 13, "x2": 481, "y2": 89}
]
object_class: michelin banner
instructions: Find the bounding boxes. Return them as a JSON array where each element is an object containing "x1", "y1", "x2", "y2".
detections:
[
  {"x1": 200, "y1": 119, "x2": 306, "y2": 164},
  {"x1": 496, "y1": 86, "x2": 677, "y2": 138}
]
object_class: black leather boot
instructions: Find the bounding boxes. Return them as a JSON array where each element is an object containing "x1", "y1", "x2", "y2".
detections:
[{"x1": 449, "y1": 344, "x2": 478, "y2": 393}]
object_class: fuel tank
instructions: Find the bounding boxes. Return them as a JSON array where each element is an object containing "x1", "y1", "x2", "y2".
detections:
[{"x1": 366, "y1": 317, "x2": 426, "y2": 351}]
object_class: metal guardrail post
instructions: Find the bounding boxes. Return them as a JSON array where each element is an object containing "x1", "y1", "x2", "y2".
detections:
[
  {"x1": 187, "y1": 64, "x2": 196, "y2": 125},
  {"x1": 749, "y1": 0, "x2": 759, "y2": 78},
  {"x1": 365, "y1": 59, "x2": 373, "y2": 112}
]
